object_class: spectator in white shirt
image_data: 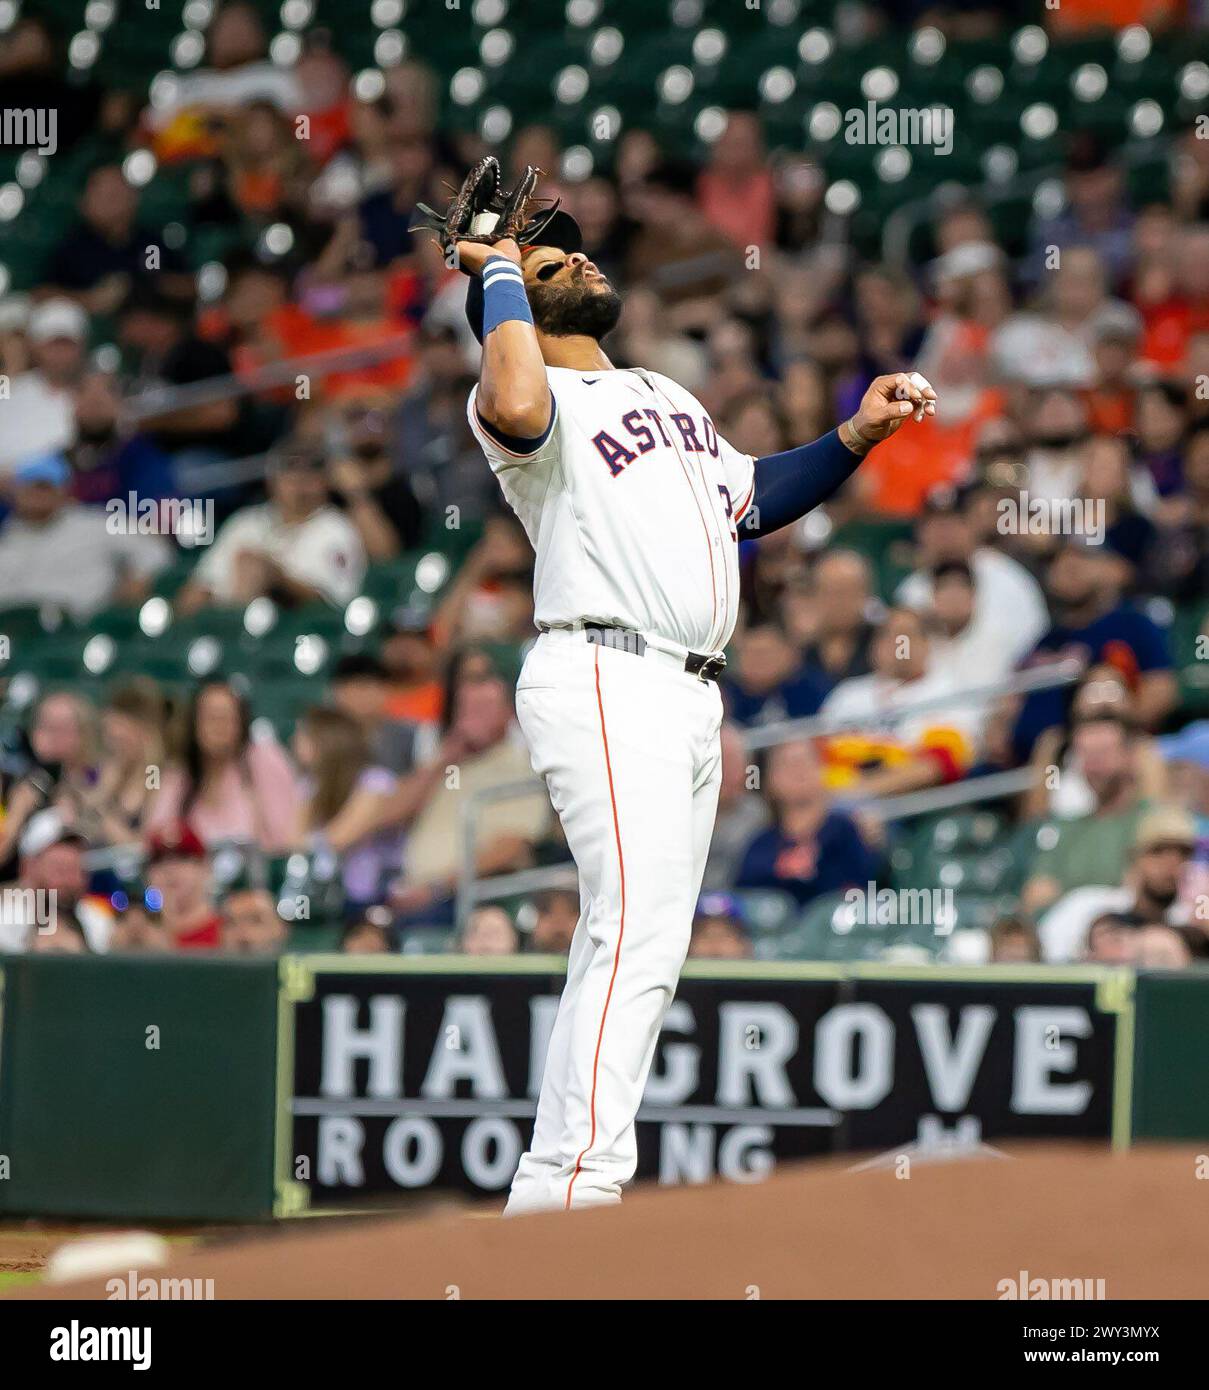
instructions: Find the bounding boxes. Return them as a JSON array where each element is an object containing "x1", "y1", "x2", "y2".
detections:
[
  {"x1": 896, "y1": 483, "x2": 1048, "y2": 676},
  {"x1": 0, "y1": 298, "x2": 88, "y2": 476},
  {"x1": 0, "y1": 453, "x2": 169, "y2": 617},
  {"x1": 819, "y1": 605, "x2": 985, "y2": 799},
  {"x1": 178, "y1": 443, "x2": 367, "y2": 612},
  {"x1": 1038, "y1": 806, "x2": 1196, "y2": 961},
  {"x1": 926, "y1": 560, "x2": 982, "y2": 684},
  {"x1": 142, "y1": 1, "x2": 301, "y2": 136},
  {"x1": 0, "y1": 810, "x2": 95, "y2": 954}
]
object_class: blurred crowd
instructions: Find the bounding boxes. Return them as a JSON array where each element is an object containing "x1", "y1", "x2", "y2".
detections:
[{"x1": 1, "y1": 2, "x2": 1208, "y2": 968}]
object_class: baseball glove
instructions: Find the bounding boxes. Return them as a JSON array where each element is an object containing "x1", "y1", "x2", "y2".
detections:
[{"x1": 410, "y1": 157, "x2": 562, "y2": 256}]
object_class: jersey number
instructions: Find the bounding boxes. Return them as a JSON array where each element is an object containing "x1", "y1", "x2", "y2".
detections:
[{"x1": 718, "y1": 485, "x2": 737, "y2": 541}]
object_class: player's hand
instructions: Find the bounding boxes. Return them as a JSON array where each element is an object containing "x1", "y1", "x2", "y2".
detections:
[
  {"x1": 453, "y1": 237, "x2": 522, "y2": 276},
  {"x1": 848, "y1": 372, "x2": 938, "y2": 447}
]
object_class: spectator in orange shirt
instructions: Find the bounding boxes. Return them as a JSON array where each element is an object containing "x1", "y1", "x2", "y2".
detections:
[
  {"x1": 1139, "y1": 224, "x2": 1209, "y2": 371},
  {"x1": 697, "y1": 111, "x2": 776, "y2": 252},
  {"x1": 857, "y1": 240, "x2": 1008, "y2": 515},
  {"x1": 222, "y1": 101, "x2": 311, "y2": 220},
  {"x1": 1083, "y1": 303, "x2": 1143, "y2": 436},
  {"x1": 294, "y1": 33, "x2": 351, "y2": 167},
  {"x1": 1048, "y1": 0, "x2": 1182, "y2": 32},
  {"x1": 217, "y1": 253, "x2": 293, "y2": 392},
  {"x1": 275, "y1": 256, "x2": 416, "y2": 400},
  {"x1": 382, "y1": 605, "x2": 445, "y2": 726}
]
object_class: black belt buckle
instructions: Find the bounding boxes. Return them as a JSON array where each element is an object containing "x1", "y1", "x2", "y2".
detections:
[{"x1": 686, "y1": 651, "x2": 726, "y2": 684}]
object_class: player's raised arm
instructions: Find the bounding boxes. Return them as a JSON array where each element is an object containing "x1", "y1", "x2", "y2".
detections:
[
  {"x1": 456, "y1": 237, "x2": 552, "y2": 441},
  {"x1": 409, "y1": 157, "x2": 555, "y2": 446},
  {"x1": 739, "y1": 372, "x2": 938, "y2": 539}
]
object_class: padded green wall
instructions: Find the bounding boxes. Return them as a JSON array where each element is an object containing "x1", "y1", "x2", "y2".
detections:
[
  {"x1": 0, "y1": 955, "x2": 278, "y2": 1221},
  {"x1": 1131, "y1": 971, "x2": 1209, "y2": 1142}
]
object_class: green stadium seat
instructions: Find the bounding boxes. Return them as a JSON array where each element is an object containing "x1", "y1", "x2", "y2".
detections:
[
  {"x1": 0, "y1": 606, "x2": 77, "y2": 647},
  {"x1": 8, "y1": 632, "x2": 94, "y2": 682},
  {"x1": 933, "y1": 851, "x2": 1018, "y2": 896},
  {"x1": 275, "y1": 849, "x2": 346, "y2": 928},
  {"x1": 1174, "y1": 604, "x2": 1209, "y2": 713},
  {"x1": 1126, "y1": 156, "x2": 1171, "y2": 209},
  {"x1": 928, "y1": 810, "x2": 1010, "y2": 855},
  {"x1": 401, "y1": 928, "x2": 458, "y2": 954},
  {"x1": 169, "y1": 608, "x2": 253, "y2": 643},
  {"x1": 251, "y1": 680, "x2": 325, "y2": 740},
  {"x1": 86, "y1": 607, "x2": 146, "y2": 641},
  {"x1": 754, "y1": 890, "x2": 898, "y2": 962},
  {"x1": 135, "y1": 165, "x2": 199, "y2": 228},
  {"x1": 471, "y1": 640, "x2": 525, "y2": 687},
  {"x1": 154, "y1": 556, "x2": 201, "y2": 598},
  {"x1": 827, "y1": 517, "x2": 915, "y2": 601},
  {"x1": 984, "y1": 196, "x2": 1038, "y2": 261},
  {"x1": 891, "y1": 811, "x2": 1024, "y2": 899},
  {"x1": 946, "y1": 893, "x2": 1016, "y2": 935},
  {"x1": 732, "y1": 888, "x2": 798, "y2": 940},
  {"x1": 357, "y1": 561, "x2": 412, "y2": 603},
  {"x1": 288, "y1": 923, "x2": 344, "y2": 951}
]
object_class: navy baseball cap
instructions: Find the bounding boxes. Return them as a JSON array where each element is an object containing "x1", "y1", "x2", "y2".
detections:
[
  {"x1": 464, "y1": 209, "x2": 584, "y2": 344},
  {"x1": 694, "y1": 892, "x2": 748, "y2": 927}
]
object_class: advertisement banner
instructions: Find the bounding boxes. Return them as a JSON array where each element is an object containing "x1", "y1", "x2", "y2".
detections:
[{"x1": 277, "y1": 959, "x2": 1135, "y2": 1210}]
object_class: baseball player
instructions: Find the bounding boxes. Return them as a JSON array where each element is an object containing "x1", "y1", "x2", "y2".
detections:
[{"x1": 420, "y1": 161, "x2": 937, "y2": 1213}]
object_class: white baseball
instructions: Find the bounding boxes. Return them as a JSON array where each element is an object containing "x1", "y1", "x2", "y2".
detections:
[{"x1": 908, "y1": 371, "x2": 936, "y2": 422}]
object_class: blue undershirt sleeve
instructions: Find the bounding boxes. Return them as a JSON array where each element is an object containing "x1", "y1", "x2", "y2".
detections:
[{"x1": 742, "y1": 429, "x2": 864, "y2": 539}]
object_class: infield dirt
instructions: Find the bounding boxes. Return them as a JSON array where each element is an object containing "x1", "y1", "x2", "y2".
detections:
[{"x1": 15, "y1": 1144, "x2": 1209, "y2": 1299}]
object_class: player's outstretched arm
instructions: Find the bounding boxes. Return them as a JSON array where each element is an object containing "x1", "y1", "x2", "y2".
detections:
[
  {"x1": 457, "y1": 237, "x2": 553, "y2": 442},
  {"x1": 741, "y1": 372, "x2": 937, "y2": 539}
]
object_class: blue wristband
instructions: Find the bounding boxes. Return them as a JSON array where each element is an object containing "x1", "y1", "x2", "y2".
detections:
[{"x1": 481, "y1": 255, "x2": 532, "y2": 336}]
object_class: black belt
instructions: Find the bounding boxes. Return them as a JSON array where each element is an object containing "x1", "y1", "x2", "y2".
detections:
[{"x1": 582, "y1": 624, "x2": 727, "y2": 684}]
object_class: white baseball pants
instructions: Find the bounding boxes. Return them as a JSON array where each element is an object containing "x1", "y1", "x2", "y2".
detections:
[{"x1": 505, "y1": 627, "x2": 723, "y2": 1214}]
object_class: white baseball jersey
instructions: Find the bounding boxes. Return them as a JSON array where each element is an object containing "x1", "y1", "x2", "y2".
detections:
[{"x1": 467, "y1": 365, "x2": 756, "y2": 653}]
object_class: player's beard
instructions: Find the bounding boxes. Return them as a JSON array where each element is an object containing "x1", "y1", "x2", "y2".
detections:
[{"x1": 529, "y1": 277, "x2": 623, "y2": 340}]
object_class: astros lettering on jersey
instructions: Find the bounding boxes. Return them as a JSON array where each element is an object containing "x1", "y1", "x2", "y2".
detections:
[{"x1": 469, "y1": 365, "x2": 755, "y2": 655}]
